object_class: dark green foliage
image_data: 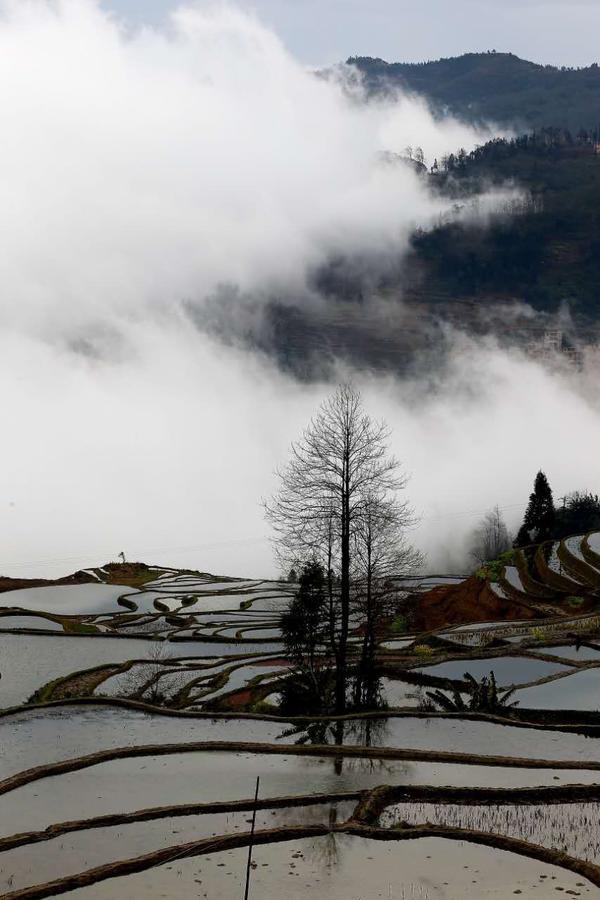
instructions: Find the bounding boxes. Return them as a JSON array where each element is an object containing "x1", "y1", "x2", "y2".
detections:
[
  {"x1": 390, "y1": 614, "x2": 408, "y2": 634},
  {"x1": 477, "y1": 550, "x2": 516, "y2": 583},
  {"x1": 515, "y1": 482, "x2": 600, "y2": 547},
  {"x1": 515, "y1": 471, "x2": 555, "y2": 547},
  {"x1": 426, "y1": 670, "x2": 519, "y2": 713},
  {"x1": 349, "y1": 53, "x2": 600, "y2": 132},
  {"x1": 279, "y1": 561, "x2": 332, "y2": 714},
  {"x1": 406, "y1": 134, "x2": 600, "y2": 320},
  {"x1": 554, "y1": 492, "x2": 600, "y2": 539},
  {"x1": 278, "y1": 670, "x2": 334, "y2": 717}
]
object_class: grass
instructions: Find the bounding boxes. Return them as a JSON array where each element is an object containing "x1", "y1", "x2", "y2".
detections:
[
  {"x1": 61, "y1": 620, "x2": 99, "y2": 635},
  {"x1": 28, "y1": 663, "x2": 120, "y2": 703},
  {"x1": 477, "y1": 550, "x2": 516, "y2": 583},
  {"x1": 381, "y1": 800, "x2": 600, "y2": 864},
  {"x1": 101, "y1": 562, "x2": 169, "y2": 589}
]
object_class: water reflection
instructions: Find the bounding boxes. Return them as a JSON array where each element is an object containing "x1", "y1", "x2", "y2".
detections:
[
  {"x1": 281, "y1": 712, "x2": 388, "y2": 747},
  {"x1": 278, "y1": 715, "x2": 397, "y2": 779}
]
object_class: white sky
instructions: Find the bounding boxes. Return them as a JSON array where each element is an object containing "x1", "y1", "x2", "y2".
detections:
[{"x1": 104, "y1": 0, "x2": 600, "y2": 68}]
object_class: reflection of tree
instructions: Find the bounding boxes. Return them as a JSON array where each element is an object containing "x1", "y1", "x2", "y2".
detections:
[
  {"x1": 268, "y1": 800, "x2": 350, "y2": 831},
  {"x1": 330, "y1": 751, "x2": 407, "y2": 782},
  {"x1": 301, "y1": 830, "x2": 341, "y2": 873},
  {"x1": 279, "y1": 715, "x2": 399, "y2": 779},
  {"x1": 281, "y1": 714, "x2": 389, "y2": 752}
]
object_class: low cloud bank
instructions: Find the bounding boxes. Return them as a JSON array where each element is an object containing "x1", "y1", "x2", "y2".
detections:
[{"x1": 2, "y1": 324, "x2": 599, "y2": 578}]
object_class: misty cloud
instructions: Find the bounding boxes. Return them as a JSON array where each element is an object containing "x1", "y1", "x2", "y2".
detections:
[{"x1": 0, "y1": 0, "x2": 500, "y2": 345}]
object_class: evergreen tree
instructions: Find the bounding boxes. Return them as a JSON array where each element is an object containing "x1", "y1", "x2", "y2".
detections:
[
  {"x1": 515, "y1": 471, "x2": 555, "y2": 547},
  {"x1": 554, "y1": 491, "x2": 600, "y2": 538},
  {"x1": 280, "y1": 561, "x2": 331, "y2": 713}
]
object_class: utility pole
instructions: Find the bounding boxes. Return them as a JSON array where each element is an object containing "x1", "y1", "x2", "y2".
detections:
[{"x1": 243, "y1": 777, "x2": 260, "y2": 900}]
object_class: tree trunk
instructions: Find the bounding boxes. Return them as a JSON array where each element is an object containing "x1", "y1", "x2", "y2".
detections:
[{"x1": 336, "y1": 447, "x2": 350, "y2": 713}]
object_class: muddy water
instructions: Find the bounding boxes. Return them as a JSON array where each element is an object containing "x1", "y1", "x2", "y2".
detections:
[
  {"x1": 0, "y1": 633, "x2": 286, "y2": 707},
  {"x1": 540, "y1": 644, "x2": 600, "y2": 662},
  {"x1": 415, "y1": 655, "x2": 572, "y2": 685},
  {"x1": 0, "y1": 802, "x2": 355, "y2": 893},
  {"x1": 2, "y1": 707, "x2": 598, "y2": 784},
  {"x1": 3, "y1": 753, "x2": 599, "y2": 838},
  {"x1": 0, "y1": 634, "x2": 155, "y2": 707},
  {"x1": 64, "y1": 836, "x2": 596, "y2": 899},
  {"x1": 381, "y1": 677, "x2": 428, "y2": 708},
  {"x1": 0, "y1": 583, "x2": 135, "y2": 615},
  {"x1": 515, "y1": 667, "x2": 600, "y2": 711},
  {"x1": 0, "y1": 615, "x2": 64, "y2": 631},
  {"x1": 319, "y1": 716, "x2": 600, "y2": 763},
  {"x1": 0, "y1": 707, "x2": 291, "y2": 778}
]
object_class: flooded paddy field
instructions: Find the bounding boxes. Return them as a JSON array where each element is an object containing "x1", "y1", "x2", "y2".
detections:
[
  {"x1": 414, "y1": 654, "x2": 573, "y2": 685},
  {"x1": 515, "y1": 666, "x2": 600, "y2": 711},
  {"x1": 381, "y1": 801, "x2": 600, "y2": 862},
  {"x1": 2, "y1": 553, "x2": 600, "y2": 898},
  {"x1": 60, "y1": 837, "x2": 597, "y2": 899}
]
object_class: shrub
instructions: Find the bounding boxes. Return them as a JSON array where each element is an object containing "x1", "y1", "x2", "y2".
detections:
[
  {"x1": 427, "y1": 671, "x2": 519, "y2": 713},
  {"x1": 391, "y1": 614, "x2": 408, "y2": 634}
]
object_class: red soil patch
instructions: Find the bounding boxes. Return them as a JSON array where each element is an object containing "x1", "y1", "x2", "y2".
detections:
[
  {"x1": 223, "y1": 689, "x2": 253, "y2": 708},
  {"x1": 414, "y1": 576, "x2": 538, "y2": 631}
]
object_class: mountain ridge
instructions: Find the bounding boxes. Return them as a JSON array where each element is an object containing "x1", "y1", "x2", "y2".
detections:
[{"x1": 348, "y1": 51, "x2": 600, "y2": 131}]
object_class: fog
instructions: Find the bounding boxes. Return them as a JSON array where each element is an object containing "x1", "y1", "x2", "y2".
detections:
[{"x1": 0, "y1": 1, "x2": 598, "y2": 579}]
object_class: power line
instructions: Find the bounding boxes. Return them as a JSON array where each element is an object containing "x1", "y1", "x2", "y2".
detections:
[
  {"x1": 419, "y1": 501, "x2": 528, "y2": 522},
  {"x1": 0, "y1": 536, "x2": 271, "y2": 571},
  {"x1": 0, "y1": 491, "x2": 571, "y2": 571}
]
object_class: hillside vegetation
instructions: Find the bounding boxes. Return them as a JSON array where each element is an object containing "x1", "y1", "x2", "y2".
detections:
[
  {"x1": 406, "y1": 130, "x2": 600, "y2": 322},
  {"x1": 349, "y1": 52, "x2": 600, "y2": 132}
]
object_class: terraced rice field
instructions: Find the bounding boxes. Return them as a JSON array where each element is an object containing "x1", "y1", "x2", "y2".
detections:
[{"x1": 2, "y1": 544, "x2": 600, "y2": 898}]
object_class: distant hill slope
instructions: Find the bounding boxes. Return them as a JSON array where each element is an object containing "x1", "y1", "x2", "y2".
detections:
[
  {"x1": 203, "y1": 132, "x2": 600, "y2": 377},
  {"x1": 406, "y1": 131, "x2": 600, "y2": 322},
  {"x1": 349, "y1": 52, "x2": 600, "y2": 131}
]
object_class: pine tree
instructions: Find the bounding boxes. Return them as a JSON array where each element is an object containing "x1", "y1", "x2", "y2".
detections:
[{"x1": 515, "y1": 471, "x2": 555, "y2": 546}]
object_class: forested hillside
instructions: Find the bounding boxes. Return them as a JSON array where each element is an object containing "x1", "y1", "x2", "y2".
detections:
[
  {"x1": 349, "y1": 52, "x2": 600, "y2": 132},
  {"x1": 405, "y1": 129, "x2": 600, "y2": 321}
]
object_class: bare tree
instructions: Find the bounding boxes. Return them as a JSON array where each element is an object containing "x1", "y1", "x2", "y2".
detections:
[
  {"x1": 352, "y1": 493, "x2": 423, "y2": 706},
  {"x1": 265, "y1": 383, "x2": 417, "y2": 713},
  {"x1": 469, "y1": 505, "x2": 512, "y2": 565},
  {"x1": 115, "y1": 642, "x2": 182, "y2": 705}
]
